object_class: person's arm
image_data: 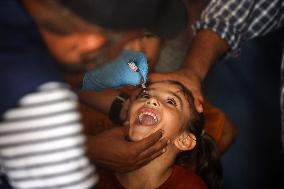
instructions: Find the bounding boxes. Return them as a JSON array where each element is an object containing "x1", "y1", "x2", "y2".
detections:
[
  {"x1": 150, "y1": 0, "x2": 283, "y2": 112},
  {"x1": 78, "y1": 89, "x2": 131, "y2": 125},
  {"x1": 217, "y1": 116, "x2": 237, "y2": 154},
  {"x1": 78, "y1": 89, "x2": 120, "y2": 116},
  {"x1": 203, "y1": 100, "x2": 237, "y2": 154},
  {"x1": 150, "y1": 29, "x2": 229, "y2": 112}
]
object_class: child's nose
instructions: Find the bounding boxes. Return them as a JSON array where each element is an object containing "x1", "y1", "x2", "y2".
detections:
[{"x1": 146, "y1": 98, "x2": 159, "y2": 107}]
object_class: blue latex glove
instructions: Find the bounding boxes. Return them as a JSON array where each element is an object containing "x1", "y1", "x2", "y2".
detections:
[{"x1": 82, "y1": 49, "x2": 148, "y2": 91}]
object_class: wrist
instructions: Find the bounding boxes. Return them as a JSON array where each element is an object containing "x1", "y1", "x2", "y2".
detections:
[
  {"x1": 196, "y1": 29, "x2": 230, "y2": 59},
  {"x1": 179, "y1": 67, "x2": 203, "y2": 85},
  {"x1": 109, "y1": 92, "x2": 130, "y2": 125}
]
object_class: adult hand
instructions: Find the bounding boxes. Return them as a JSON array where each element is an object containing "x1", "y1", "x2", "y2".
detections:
[
  {"x1": 149, "y1": 69, "x2": 204, "y2": 113},
  {"x1": 82, "y1": 49, "x2": 148, "y2": 91},
  {"x1": 86, "y1": 127, "x2": 169, "y2": 173}
]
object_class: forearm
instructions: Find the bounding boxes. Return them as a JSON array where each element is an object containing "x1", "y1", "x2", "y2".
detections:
[
  {"x1": 78, "y1": 89, "x2": 120, "y2": 115},
  {"x1": 218, "y1": 118, "x2": 237, "y2": 154},
  {"x1": 182, "y1": 29, "x2": 229, "y2": 82}
]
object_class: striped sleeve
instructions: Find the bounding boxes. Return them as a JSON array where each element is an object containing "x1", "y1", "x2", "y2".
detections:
[
  {"x1": 193, "y1": 0, "x2": 284, "y2": 55},
  {"x1": 0, "y1": 82, "x2": 97, "y2": 189}
]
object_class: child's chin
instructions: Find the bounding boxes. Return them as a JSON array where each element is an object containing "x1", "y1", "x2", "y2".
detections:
[
  {"x1": 128, "y1": 126, "x2": 155, "y2": 141},
  {"x1": 128, "y1": 135, "x2": 145, "y2": 142},
  {"x1": 128, "y1": 132, "x2": 151, "y2": 142}
]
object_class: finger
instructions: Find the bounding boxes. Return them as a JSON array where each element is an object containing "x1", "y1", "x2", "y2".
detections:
[
  {"x1": 133, "y1": 129, "x2": 164, "y2": 151},
  {"x1": 191, "y1": 90, "x2": 204, "y2": 113},
  {"x1": 119, "y1": 126, "x2": 129, "y2": 136},
  {"x1": 194, "y1": 98, "x2": 203, "y2": 113},
  {"x1": 136, "y1": 137, "x2": 170, "y2": 161},
  {"x1": 193, "y1": 91, "x2": 204, "y2": 113},
  {"x1": 133, "y1": 138, "x2": 170, "y2": 168}
]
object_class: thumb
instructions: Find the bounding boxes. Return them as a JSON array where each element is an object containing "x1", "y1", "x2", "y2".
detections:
[{"x1": 194, "y1": 98, "x2": 204, "y2": 113}]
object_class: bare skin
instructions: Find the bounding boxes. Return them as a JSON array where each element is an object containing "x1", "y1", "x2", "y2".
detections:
[
  {"x1": 149, "y1": 28, "x2": 230, "y2": 113},
  {"x1": 115, "y1": 82, "x2": 199, "y2": 188},
  {"x1": 86, "y1": 127, "x2": 170, "y2": 173},
  {"x1": 22, "y1": 0, "x2": 170, "y2": 173}
]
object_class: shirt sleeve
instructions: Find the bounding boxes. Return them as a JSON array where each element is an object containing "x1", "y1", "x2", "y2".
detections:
[
  {"x1": 0, "y1": 82, "x2": 97, "y2": 189},
  {"x1": 193, "y1": 0, "x2": 284, "y2": 55}
]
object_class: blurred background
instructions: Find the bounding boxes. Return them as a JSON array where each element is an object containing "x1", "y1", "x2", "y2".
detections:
[{"x1": 204, "y1": 27, "x2": 284, "y2": 189}]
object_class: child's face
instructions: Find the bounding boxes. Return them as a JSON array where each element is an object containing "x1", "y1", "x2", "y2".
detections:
[{"x1": 128, "y1": 82, "x2": 191, "y2": 141}]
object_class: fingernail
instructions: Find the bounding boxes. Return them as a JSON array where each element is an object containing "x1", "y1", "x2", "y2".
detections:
[{"x1": 162, "y1": 148, "x2": 166, "y2": 153}]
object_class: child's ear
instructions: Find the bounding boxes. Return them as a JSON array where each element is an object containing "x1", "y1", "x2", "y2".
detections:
[{"x1": 174, "y1": 132, "x2": 196, "y2": 151}]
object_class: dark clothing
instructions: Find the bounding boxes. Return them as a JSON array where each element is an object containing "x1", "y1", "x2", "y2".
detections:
[
  {"x1": 195, "y1": 0, "x2": 284, "y2": 53},
  {"x1": 0, "y1": 0, "x2": 62, "y2": 117},
  {"x1": 195, "y1": 0, "x2": 284, "y2": 146},
  {"x1": 0, "y1": 1, "x2": 96, "y2": 188}
]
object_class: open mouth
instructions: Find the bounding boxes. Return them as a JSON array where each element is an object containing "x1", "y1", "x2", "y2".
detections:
[{"x1": 136, "y1": 108, "x2": 160, "y2": 126}]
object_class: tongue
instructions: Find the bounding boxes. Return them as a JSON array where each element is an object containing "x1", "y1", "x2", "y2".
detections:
[{"x1": 139, "y1": 115, "x2": 156, "y2": 126}]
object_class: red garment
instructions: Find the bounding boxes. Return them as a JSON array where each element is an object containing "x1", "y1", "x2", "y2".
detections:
[{"x1": 96, "y1": 165, "x2": 208, "y2": 189}]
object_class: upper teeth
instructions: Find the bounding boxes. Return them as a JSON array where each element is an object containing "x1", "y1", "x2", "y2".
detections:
[{"x1": 138, "y1": 112, "x2": 158, "y2": 123}]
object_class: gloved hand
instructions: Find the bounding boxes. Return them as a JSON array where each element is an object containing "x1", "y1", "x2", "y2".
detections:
[{"x1": 82, "y1": 49, "x2": 148, "y2": 91}]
